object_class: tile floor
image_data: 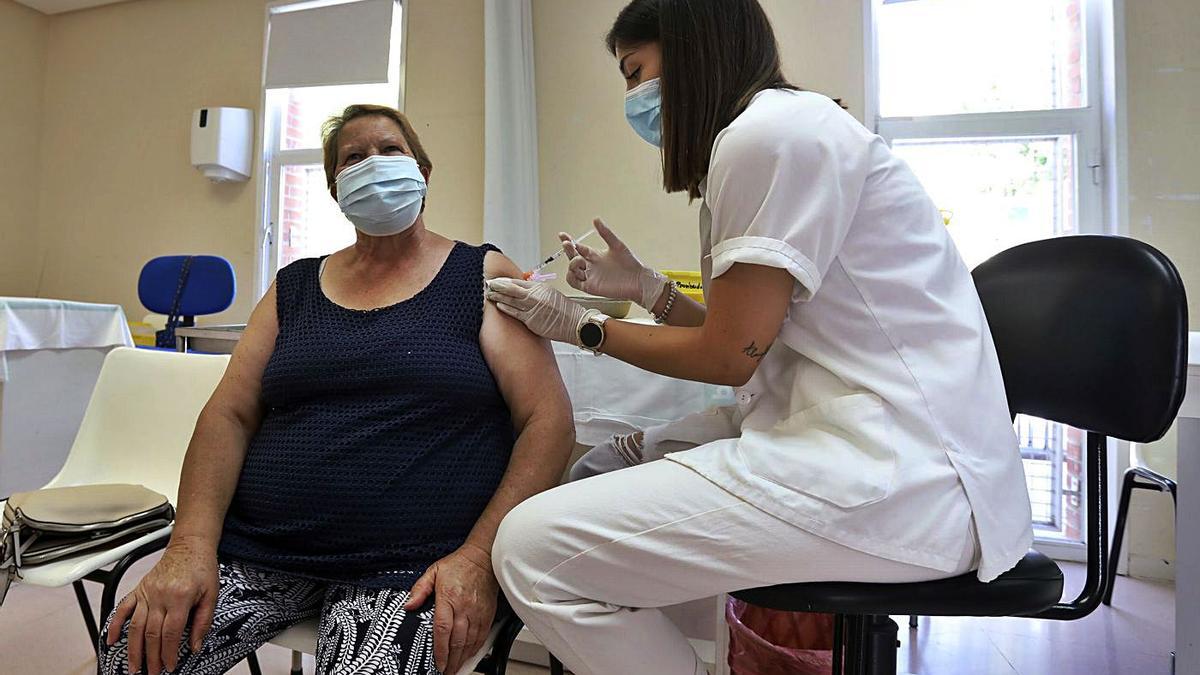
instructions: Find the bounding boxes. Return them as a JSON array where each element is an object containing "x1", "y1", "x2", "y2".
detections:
[{"x1": 0, "y1": 554, "x2": 1175, "y2": 674}]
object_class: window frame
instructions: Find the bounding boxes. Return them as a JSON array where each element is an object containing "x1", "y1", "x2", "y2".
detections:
[
  {"x1": 863, "y1": 0, "x2": 1112, "y2": 561},
  {"x1": 253, "y1": 0, "x2": 408, "y2": 299}
]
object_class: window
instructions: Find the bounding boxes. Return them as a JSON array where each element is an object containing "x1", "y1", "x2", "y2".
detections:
[
  {"x1": 868, "y1": 0, "x2": 1105, "y2": 547},
  {"x1": 256, "y1": 0, "x2": 405, "y2": 295}
]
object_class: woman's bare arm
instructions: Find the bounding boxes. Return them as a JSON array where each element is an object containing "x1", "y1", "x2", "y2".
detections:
[
  {"x1": 108, "y1": 283, "x2": 279, "y2": 672},
  {"x1": 468, "y1": 251, "x2": 576, "y2": 554},
  {"x1": 171, "y1": 282, "x2": 279, "y2": 549},
  {"x1": 405, "y1": 250, "x2": 575, "y2": 674}
]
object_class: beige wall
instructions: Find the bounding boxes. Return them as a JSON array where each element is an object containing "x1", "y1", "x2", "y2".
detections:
[
  {"x1": 404, "y1": 0, "x2": 485, "y2": 247},
  {"x1": 0, "y1": 0, "x2": 49, "y2": 297},
  {"x1": 531, "y1": 0, "x2": 864, "y2": 279},
  {"x1": 34, "y1": 0, "x2": 264, "y2": 322},
  {"x1": 1126, "y1": 0, "x2": 1200, "y2": 328},
  {"x1": 19, "y1": 0, "x2": 483, "y2": 323},
  {"x1": 1120, "y1": 0, "x2": 1200, "y2": 581}
]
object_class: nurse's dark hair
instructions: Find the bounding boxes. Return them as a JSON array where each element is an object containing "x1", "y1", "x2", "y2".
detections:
[{"x1": 608, "y1": 0, "x2": 838, "y2": 200}]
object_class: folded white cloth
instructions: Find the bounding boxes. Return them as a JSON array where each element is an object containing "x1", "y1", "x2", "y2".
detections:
[{"x1": 0, "y1": 298, "x2": 133, "y2": 381}]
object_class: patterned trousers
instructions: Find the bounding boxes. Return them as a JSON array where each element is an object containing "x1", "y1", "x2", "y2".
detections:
[{"x1": 99, "y1": 559, "x2": 440, "y2": 675}]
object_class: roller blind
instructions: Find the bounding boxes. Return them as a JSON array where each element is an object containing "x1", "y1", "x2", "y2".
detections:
[{"x1": 265, "y1": 0, "x2": 395, "y2": 89}]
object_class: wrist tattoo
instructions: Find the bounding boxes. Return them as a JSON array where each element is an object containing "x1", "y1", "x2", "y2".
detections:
[{"x1": 741, "y1": 340, "x2": 771, "y2": 362}]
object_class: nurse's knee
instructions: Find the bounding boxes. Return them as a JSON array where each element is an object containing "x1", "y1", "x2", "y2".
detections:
[
  {"x1": 493, "y1": 499, "x2": 538, "y2": 584},
  {"x1": 492, "y1": 494, "x2": 567, "y2": 599}
]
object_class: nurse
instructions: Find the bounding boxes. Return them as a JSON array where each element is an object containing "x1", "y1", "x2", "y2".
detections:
[{"x1": 486, "y1": 0, "x2": 1034, "y2": 673}]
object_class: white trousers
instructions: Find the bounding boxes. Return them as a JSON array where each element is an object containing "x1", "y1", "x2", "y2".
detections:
[{"x1": 493, "y1": 458, "x2": 979, "y2": 675}]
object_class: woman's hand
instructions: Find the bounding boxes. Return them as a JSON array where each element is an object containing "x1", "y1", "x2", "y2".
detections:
[
  {"x1": 562, "y1": 218, "x2": 667, "y2": 310},
  {"x1": 486, "y1": 278, "x2": 594, "y2": 345},
  {"x1": 406, "y1": 544, "x2": 499, "y2": 675},
  {"x1": 105, "y1": 536, "x2": 219, "y2": 674}
]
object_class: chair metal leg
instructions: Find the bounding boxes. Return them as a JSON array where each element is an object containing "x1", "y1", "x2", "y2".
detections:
[
  {"x1": 1104, "y1": 469, "x2": 1138, "y2": 605},
  {"x1": 864, "y1": 615, "x2": 898, "y2": 675},
  {"x1": 73, "y1": 580, "x2": 101, "y2": 652},
  {"x1": 483, "y1": 613, "x2": 524, "y2": 675},
  {"x1": 290, "y1": 649, "x2": 304, "y2": 675},
  {"x1": 833, "y1": 613, "x2": 845, "y2": 675},
  {"x1": 844, "y1": 614, "x2": 867, "y2": 675},
  {"x1": 246, "y1": 650, "x2": 264, "y2": 675}
]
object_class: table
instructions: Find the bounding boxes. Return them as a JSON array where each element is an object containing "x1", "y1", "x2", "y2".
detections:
[
  {"x1": 175, "y1": 324, "x2": 244, "y2": 353},
  {"x1": 1175, "y1": 331, "x2": 1200, "y2": 674},
  {"x1": 0, "y1": 298, "x2": 133, "y2": 497}
]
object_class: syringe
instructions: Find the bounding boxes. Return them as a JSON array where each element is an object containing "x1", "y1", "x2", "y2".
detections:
[{"x1": 523, "y1": 229, "x2": 596, "y2": 281}]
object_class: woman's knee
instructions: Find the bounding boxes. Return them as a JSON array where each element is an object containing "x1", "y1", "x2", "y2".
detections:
[{"x1": 97, "y1": 610, "x2": 128, "y2": 675}]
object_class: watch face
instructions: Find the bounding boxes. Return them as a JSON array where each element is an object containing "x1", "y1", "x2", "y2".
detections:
[{"x1": 580, "y1": 321, "x2": 603, "y2": 348}]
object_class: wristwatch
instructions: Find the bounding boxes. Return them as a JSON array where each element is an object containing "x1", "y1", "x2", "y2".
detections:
[{"x1": 577, "y1": 311, "x2": 610, "y2": 354}]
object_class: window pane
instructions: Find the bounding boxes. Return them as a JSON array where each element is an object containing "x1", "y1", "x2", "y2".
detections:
[
  {"x1": 278, "y1": 82, "x2": 398, "y2": 150},
  {"x1": 1018, "y1": 416, "x2": 1085, "y2": 541},
  {"x1": 279, "y1": 164, "x2": 357, "y2": 268},
  {"x1": 893, "y1": 136, "x2": 1084, "y2": 543},
  {"x1": 877, "y1": 0, "x2": 1085, "y2": 117},
  {"x1": 892, "y1": 136, "x2": 1076, "y2": 269}
]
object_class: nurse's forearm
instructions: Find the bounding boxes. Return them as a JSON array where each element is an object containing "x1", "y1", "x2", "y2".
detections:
[
  {"x1": 649, "y1": 286, "x2": 707, "y2": 327},
  {"x1": 462, "y1": 408, "x2": 575, "y2": 559},
  {"x1": 600, "y1": 320, "x2": 755, "y2": 387}
]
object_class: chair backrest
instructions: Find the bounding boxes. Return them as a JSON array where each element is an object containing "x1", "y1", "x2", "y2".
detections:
[
  {"x1": 974, "y1": 235, "x2": 1187, "y2": 621},
  {"x1": 973, "y1": 235, "x2": 1188, "y2": 444},
  {"x1": 45, "y1": 348, "x2": 230, "y2": 504},
  {"x1": 138, "y1": 255, "x2": 235, "y2": 317}
]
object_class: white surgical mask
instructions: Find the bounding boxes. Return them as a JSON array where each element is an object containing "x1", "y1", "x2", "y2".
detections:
[
  {"x1": 624, "y1": 78, "x2": 662, "y2": 147},
  {"x1": 335, "y1": 154, "x2": 427, "y2": 237}
]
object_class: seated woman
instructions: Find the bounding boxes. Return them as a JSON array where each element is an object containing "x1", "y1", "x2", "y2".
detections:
[{"x1": 99, "y1": 104, "x2": 574, "y2": 675}]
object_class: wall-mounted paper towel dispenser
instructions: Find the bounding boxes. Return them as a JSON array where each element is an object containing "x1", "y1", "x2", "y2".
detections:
[{"x1": 191, "y1": 107, "x2": 253, "y2": 182}]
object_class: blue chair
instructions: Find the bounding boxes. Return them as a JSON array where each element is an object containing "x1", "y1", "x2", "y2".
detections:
[{"x1": 138, "y1": 255, "x2": 235, "y2": 350}]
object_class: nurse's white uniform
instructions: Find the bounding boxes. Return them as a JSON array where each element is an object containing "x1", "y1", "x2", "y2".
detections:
[{"x1": 493, "y1": 90, "x2": 1034, "y2": 675}]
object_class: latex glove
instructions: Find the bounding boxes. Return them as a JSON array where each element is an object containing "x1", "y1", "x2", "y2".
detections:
[
  {"x1": 561, "y1": 218, "x2": 668, "y2": 310},
  {"x1": 486, "y1": 277, "x2": 595, "y2": 345}
]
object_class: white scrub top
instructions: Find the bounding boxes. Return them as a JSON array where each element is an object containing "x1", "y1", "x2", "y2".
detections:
[{"x1": 666, "y1": 89, "x2": 1034, "y2": 582}]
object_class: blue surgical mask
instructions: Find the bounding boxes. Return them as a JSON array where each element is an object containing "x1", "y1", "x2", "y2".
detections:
[
  {"x1": 335, "y1": 154, "x2": 427, "y2": 237},
  {"x1": 624, "y1": 78, "x2": 662, "y2": 147}
]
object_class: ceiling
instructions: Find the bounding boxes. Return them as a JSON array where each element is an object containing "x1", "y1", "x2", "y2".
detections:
[{"x1": 15, "y1": 0, "x2": 132, "y2": 14}]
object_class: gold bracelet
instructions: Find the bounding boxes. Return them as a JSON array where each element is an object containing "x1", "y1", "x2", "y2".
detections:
[{"x1": 654, "y1": 280, "x2": 678, "y2": 324}]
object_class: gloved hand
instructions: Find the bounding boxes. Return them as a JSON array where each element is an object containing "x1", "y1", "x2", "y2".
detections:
[
  {"x1": 561, "y1": 218, "x2": 668, "y2": 310},
  {"x1": 486, "y1": 278, "x2": 596, "y2": 345}
]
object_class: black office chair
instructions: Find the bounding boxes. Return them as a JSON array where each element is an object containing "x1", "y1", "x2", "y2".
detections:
[
  {"x1": 1104, "y1": 445, "x2": 1177, "y2": 606},
  {"x1": 725, "y1": 235, "x2": 1189, "y2": 674}
]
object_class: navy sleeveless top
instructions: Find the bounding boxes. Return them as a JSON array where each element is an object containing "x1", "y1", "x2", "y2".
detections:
[{"x1": 219, "y1": 242, "x2": 514, "y2": 589}]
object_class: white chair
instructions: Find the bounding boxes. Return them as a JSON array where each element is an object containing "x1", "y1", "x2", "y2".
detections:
[
  {"x1": 1104, "y1": 441, "x2": 1177, "y2": 605},
  {"x1": 262, "y1": 611, "x2": 524, "y2": 675},
  {"x1": 5, "y1": 347, "x2": 229, "y2": 652}
]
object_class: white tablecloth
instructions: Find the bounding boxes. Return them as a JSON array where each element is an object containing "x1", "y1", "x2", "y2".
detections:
[
  {"x1": 553, "y1": 339, "x2": 735, "y2": 446},
  {"x1": 0, "y1": 297, "x2": 133, "y2": 380},
  {"x1": 0, "y1": 298, "x2": 133, "y2": 496}
]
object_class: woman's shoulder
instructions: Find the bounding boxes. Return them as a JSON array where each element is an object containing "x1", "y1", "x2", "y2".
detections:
[
  {"x1": 274, "y1": 256, "x2": 321, "y2": 285},
  {"x1": 478, "y1": 245, "x2": 520, "y2": 279}
]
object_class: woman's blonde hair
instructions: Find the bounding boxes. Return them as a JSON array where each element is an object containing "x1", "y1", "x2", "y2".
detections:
[{"x1": 321, "y1": 104, "x2": 432, "y2": 190}]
